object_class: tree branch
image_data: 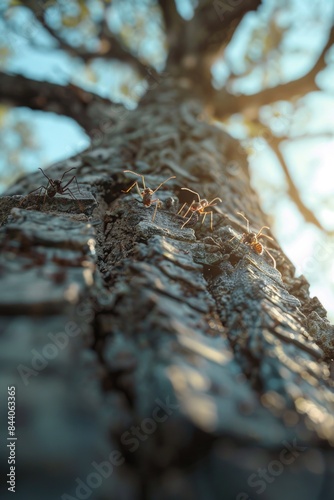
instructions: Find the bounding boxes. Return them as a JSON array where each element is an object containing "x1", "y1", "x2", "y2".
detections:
[
  {"x1": 290, "y1": 132, "x2": 334, "y2": 142},
  {"x1": 212, "y1": 24, "x2": 334, "y2": 119},
  {"x1": 261, "y1": 125, "x2": 325, "y2": 231},
  {"x1": 158, "y1": 0, "x2": 181, "y2": 33},
  {"x1": 23, "y1": 1, "x2": 153, "y2": 78},
  {"x1": 98, "y1": 18, "x2": 156, "y2": 78},
  {"x1": 157, "y1": 0, "x2": 186, "y2": 68},
  {"x1": 165, "y1": 0, "x2": 262, "y2": 85},
  {"x1": 0, "y1": 71, "x2": 123, "y2": 132},
  {"x1": 192, "y1": 0, "x2": 262, "y2": 56}
]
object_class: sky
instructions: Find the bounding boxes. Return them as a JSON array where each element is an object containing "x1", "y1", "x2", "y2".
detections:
[{"x1": 1, "y1": 0, "x2": 334, "y2": 320}]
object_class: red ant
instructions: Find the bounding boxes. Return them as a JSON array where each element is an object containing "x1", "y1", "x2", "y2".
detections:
[
  {"x1": 178, "y1": 188, "x2": 222, "y2": 231},
  {"x1": 20, "y1": 167, "x2": 82, "y2": 207},
  {"x1": 122, "y1": 170, "x2": 175, "y2": 221},
  {"x1": 230, "y1": 212, "x2": 276, "y2": 268}
]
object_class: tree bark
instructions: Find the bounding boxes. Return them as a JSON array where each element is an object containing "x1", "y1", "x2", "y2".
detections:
[{"x1": 1, "y1": 78, "x2": 334, "y2": 500}]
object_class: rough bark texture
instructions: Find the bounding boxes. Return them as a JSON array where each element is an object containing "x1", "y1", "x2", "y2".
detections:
[{"x1": 1, "y1": 79, "x2": 334, "y2": 500}]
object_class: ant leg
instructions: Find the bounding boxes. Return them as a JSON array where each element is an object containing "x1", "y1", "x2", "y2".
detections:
[
  {"x1": 35, "y1": 186, "x2": 48, "y2": 209},
  {"x1": 264, "y1": 248, "x2": 276, "y2": 269},
  {"x1": 63, "y1": 187, "x2": 84, "y2": 211},
  {"x1": 183, "y1": 200, "x2": 195, "y2": 218},
  {"x1": 73, "y1": 176, "x2": 82, "y2": 195},
  {"x1": 37, "y1": 185, "x2": 48, "y2": 196},
  {"x1": 151, "y1": 176, "x2": 176, "y2": 194},
  {"x1": 122, "y1": 180, "x2": 143, "y2": 201},
  {"x1": 228, "y1": 234, "x2": 238, "y2": 243},
  {"x1": 43, "y1": 182, "x2": 50, "y2": 205},
  {"x1": 19, "y1": 185, "x2": 47, "y2": 206},
  {"x1": 122, "y1": 180, "x2": 138, "y2": 194},
  {"x1": 200, "y1": 211, "x2": 212, "y2": 230},
  {"x1": 205, "y1": 236, "x2": 222, "y2": 249},
  {"x1": 135, "y1": 182, "x2": 142, "y2": 198},
  {"x1": 62, "y1": 175, "x2": 82, "y2": 195},
  {"x1": 181, "y1": 212, "x2": 195, "y2": 229},
  {"x1": 200, "y1": 211, "x2": 214, "y2": 231},
  {"x1": 151, "y1": 200, "x2": 160, "y2": 221},
  {"x1": 60, "y1": 167, "x2": 76, "y2": 182},
  {"x1": 229, "y1": 234, "x2": 242, "y2": 254},
  {"x1": 177, "y1": 202, "x2": 187, "y2": 216},
  {"x1": 62, "y1": 186, "x2": 77, "y2": 200}
]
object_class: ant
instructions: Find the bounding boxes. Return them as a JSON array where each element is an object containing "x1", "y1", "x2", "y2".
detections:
[
  {"x1": 178, "y1": 188, "x2": 222, "y2": 231},
  {"x1": 230, "y1": 212, "x2": 276, "y2": 268},
  {"x1": 122, "y1": 170, "x2": 175, "y2": 221},
  {"x1": 20, "y1": 167, "x2": 82, "y2": 207}
]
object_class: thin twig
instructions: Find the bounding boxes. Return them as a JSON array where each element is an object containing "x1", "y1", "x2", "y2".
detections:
[
  {"x1": 260, "y1": 124, "x2": 326, "y2": 231},
  {"x1": 211, "y1": 24, "x2": 334, "y2": 119}
]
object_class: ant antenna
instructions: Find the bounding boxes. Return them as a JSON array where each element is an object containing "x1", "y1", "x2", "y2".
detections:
[
  {"x1": 152, "y1": 176, "x2": 176, "y2": 194},
  {"x1": 207, "y1": 197, "x2": 222, "y2": 207},
  {"x1": 60, "y1": 167, "x2": 76, "y2": 181},
  {"x1": 181, "y1": 188, "x2": 201, "y2": 202},
  {"x1": 236, "y1": 212, "x2": 250, "y2": 232},
  {"x1": 124, "y1": 170, "x2": 146, "y2": 190},
  {"x1": 39, "y1": 168, "x2": 52, "y2": 182}
]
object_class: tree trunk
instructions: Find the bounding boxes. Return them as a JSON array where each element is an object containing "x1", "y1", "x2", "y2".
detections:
[{"x1": 1, "y1": 79, "x2": 334, "y2": 500}]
